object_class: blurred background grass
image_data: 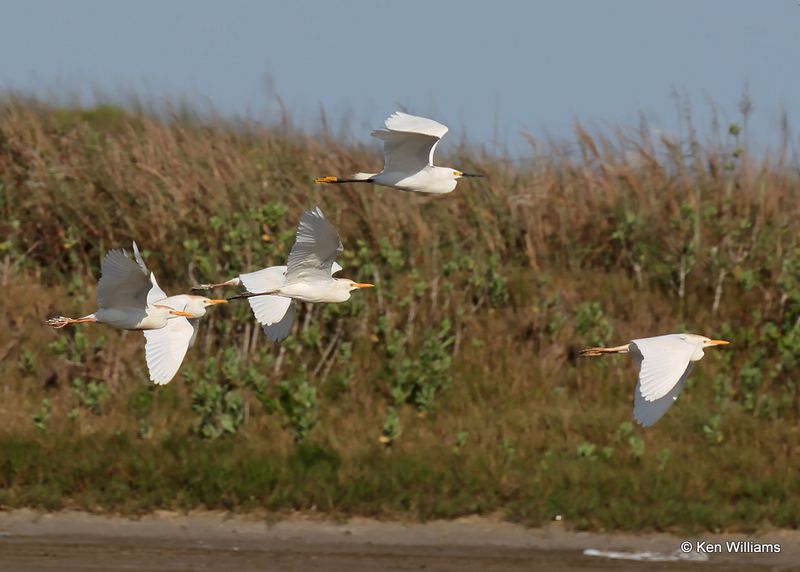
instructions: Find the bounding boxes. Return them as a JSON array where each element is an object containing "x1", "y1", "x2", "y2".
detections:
[{"x1": 0, "y1": 95, "x2": 798, "y2": 532}]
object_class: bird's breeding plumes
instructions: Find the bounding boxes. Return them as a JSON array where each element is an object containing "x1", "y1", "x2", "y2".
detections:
[
  {"x1": 314, "y1": 111, "x2": 483, "y2": 194},
  {"x1": 194, "y1": 206, "x2": 373, "y2": 342},
  {"x1": 46, "y1": 242, "x2": 227, "y2": 385},
  {"x1": 580, "y1": 333, "x2": 730, "y2": 427}
]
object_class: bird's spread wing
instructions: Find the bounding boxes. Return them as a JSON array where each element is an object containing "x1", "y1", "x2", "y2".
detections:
[
  {"x1": 331, "y1": 261, "x2": 343, "y2": 275},
  {"x1": 631, "y1": 335, "x2": 698, "y2": 402},
  {"x1": 132, "y1": 241, "x2": 168, "y2": 304},
  {"x1": 132, "y1": 241, "x2": 149, "y2": 274},
  {"x1": 97, "y1": 248, "x2": 154, "y2": 310},
  {"x1": 147, "y1": 272, "x2": 168, "y2": 306},
  {"x1": 248, "y1": 296, "x2": 296, "y2": 341},
  {"x1": 143, "y1": 316, "x2": 195, "y2": 385},
  {"x1": 239, "y1": 265, "x2": 296, "y2": 340},
  {"x1": 372, "y1": 111, "x2": 448, "y2": 173},
  {"x1": 188, "y1": 318, "x2": 200, "y2": 348},
  {"x1": 633, "y1": 361, "x2": 693, "y2": 427},
  {"x1": 285, "y1": 207, "x2": 342, "y2": 282},
  {"x1": 239, "y1": 265, "x2": 288, "y2": 293},
  {"x1": 384, "y1": 111, "x2": 448, "y2": 139},
  {"x1": 261, "y1": 300, "x2": 296, "y2": 341}
]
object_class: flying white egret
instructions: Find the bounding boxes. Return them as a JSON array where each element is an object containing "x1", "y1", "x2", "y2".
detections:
[
  {"x1": 47, "y1": 242, "x2": 226, "y2": 385},
  {"x1": 579, "y1": 333, "x2": 730, "y2": 427},
  {"x1": 314, "y1": 111, "x2": 483, "y2": 194},
  {"x1": 194, "y1": 207, "x2": 373, "y2": 341}
]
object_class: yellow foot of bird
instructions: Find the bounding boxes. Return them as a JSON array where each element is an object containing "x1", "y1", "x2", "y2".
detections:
[
  {"x1": 314, "y1": 176, "x2": 338, "y2": 184},
  {"x1": 46, "y1": 316, "x2": 71, "y2": 328}
]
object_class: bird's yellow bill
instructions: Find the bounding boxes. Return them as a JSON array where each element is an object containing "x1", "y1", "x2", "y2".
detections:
[
  {"x1": 356, "y1": 283, "x2": 375, "y2": 288},
  {"x1": 170, "y1": 310, "x2": 194, "y2": 317},
  {"x1": 209, "y1": 299, "x2": 228, "y2": 305},
  {"x1": 709, "y1": 339, "x2": 731, "y2": 346},
  {"x1": 314, "y1": 176, "x2": 338, "y2": 184}
]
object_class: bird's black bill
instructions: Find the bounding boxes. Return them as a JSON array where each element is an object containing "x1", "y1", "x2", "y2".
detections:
[{"x1": 460, "y1": 172, "x2": 484, "y2": 178}]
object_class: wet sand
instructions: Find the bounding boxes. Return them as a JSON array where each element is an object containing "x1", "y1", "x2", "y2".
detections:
[{"x1": 0, "y1": 510, "x2": 797, "y2": 571}]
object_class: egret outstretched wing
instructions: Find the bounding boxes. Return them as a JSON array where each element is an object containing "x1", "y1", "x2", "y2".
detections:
[
  {"x1": 132, "y1": 241, "x2": 168, "y2": 304},
  {"x1": 631, "y1": 335, "x2": 698, "y2": 402},
  {"x1": 372, "y1": 112, "x2": 448, "y2": 174},
  {"x1": 96, "y1": 248, "x2": 153, "y2": 310},
  {"x1": 633, "y1": 361, "x2": 694, "y2": 427},
  {"x1": 286, "y1": 207, "x2": 343, "y2": 282},
  {"x1": 143, "y1": 316, "x2": 195, "y2": 385},
  {"x1": 240, "y1": 266, "x2": 287, "y2": 292},
  {"x1": 248, "y1": 296, "x2": 296, "y2": 341},
  {"x1": 132, "y1": 241, "x2": 149, "y2": 274}
]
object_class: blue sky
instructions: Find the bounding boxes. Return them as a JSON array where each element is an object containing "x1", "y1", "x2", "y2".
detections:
[{"x1": 2, "y1": 0, "x2": 798, "y2": 154}]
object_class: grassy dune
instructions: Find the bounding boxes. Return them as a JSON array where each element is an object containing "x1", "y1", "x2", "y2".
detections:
[{"x1": 0, "y1": 97, "x2": 798, "y2": 532}]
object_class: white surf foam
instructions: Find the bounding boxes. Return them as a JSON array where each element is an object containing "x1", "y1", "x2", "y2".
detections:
[{"x1": 583, "y1": 548, "x2": 710, "y2": 562}]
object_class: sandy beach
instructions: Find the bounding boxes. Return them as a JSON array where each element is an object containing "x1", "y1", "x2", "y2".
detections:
[{"x1": 0, "y1": 510, "x2": 797, "y2": 571}]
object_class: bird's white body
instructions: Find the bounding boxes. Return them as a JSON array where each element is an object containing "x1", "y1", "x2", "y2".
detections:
[
  {"x1": 47, "y1": 243, "x2": 225, "y2": 386},
  {"x1": 315, "y1": 112, "x2": 481, "y2": 194},
  {"x1": 272, "y1": 278, "x2": 355, "y2": 304},
  {"x1": 580, "y1": 333, "x2": 730, "y2": 427},
  {"x1": 200, "y1": 207, "x2": 372, "y2": 342},
  {"x1": 371, "y1": 166, "x2": 459, "y2": 195},
  {"x1": 93, "y1": 306, "x2": 172, "y2": 330}
]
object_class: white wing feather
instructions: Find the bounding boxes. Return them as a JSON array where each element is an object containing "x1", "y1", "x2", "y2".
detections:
[
  {"x1": 132, "y1": 241, "x2": 149, "y2": 274},
  {"x1": 262, "y1": 301, "x2": 296, "y2": 341},
  {"x1": 132, "y1": 241, "x2": 168, "y2": 304},
  {"x1": 285, "y1": 208, "x2": 342, "y2": 282},
  {"x1": 239, "y1": 265, "x2": 296, "y2": 341},
  {"x1": 147, "y1": 273, "x2": 168, "y2": 305},
  {"x1": 372, "y1": 112, "x2": 448, "y2": 173},
  {"x1": 238, "y1": 262, "x2": 338, "y2": 342},
  {"x1": 383, "y1": 111, "x2": 448, "y2": 139},
  {"x1": 248, "y1": 296, "x2": 296, "y2": 341},
  {"x1": 240, "y1": 265, "x2": 287, "y2": 292},
  {"x1": 143, "y1": 316, "x2": 195, "y2": 385},
  {"x1": 96, "y1": 249, "x2": 152, "y2": 310},
  {"x1": 633, "y1": 361, "x2": 693, "y2": 427},
  {"x1": 631, "y1": 335, "x2": 698, "y2": 402}
]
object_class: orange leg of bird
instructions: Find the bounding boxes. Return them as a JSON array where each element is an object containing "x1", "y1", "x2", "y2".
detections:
[
  {"x1": 578, "y1": 344, "x2": 631, "y2": 358},
  {"x1": 46, "y1": 315, "x2": 97, "y2": 329}
]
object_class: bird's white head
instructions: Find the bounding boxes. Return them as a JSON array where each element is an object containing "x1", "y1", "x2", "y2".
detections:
[
  {"x1": 681, "y1": 334, "x2": 731, "y2": 348},
  {"x1": 447, "y1": 168, "x2": 484, "y2": 181},
  {"x1": 345, "y1": 279, "x2": 375, "y2": 292},
  {"x1": 152, "y1": 305, "x2": 194, "y2": 319},
  {"x1": 450, "y1": 169, "x2": 483, "y2": 179},
  {"x1": 681, "y1": 333, "x2": 730, "y2": 360},
  {"x1": 417, "y1": 167, "x2": 483, "y2": 194},
  {"x1": 183, "y1": 296, "x2": 228, "y2": 318},
  {"x1": 333, "y1": 278, "x2": 375, "y2": 297}
]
